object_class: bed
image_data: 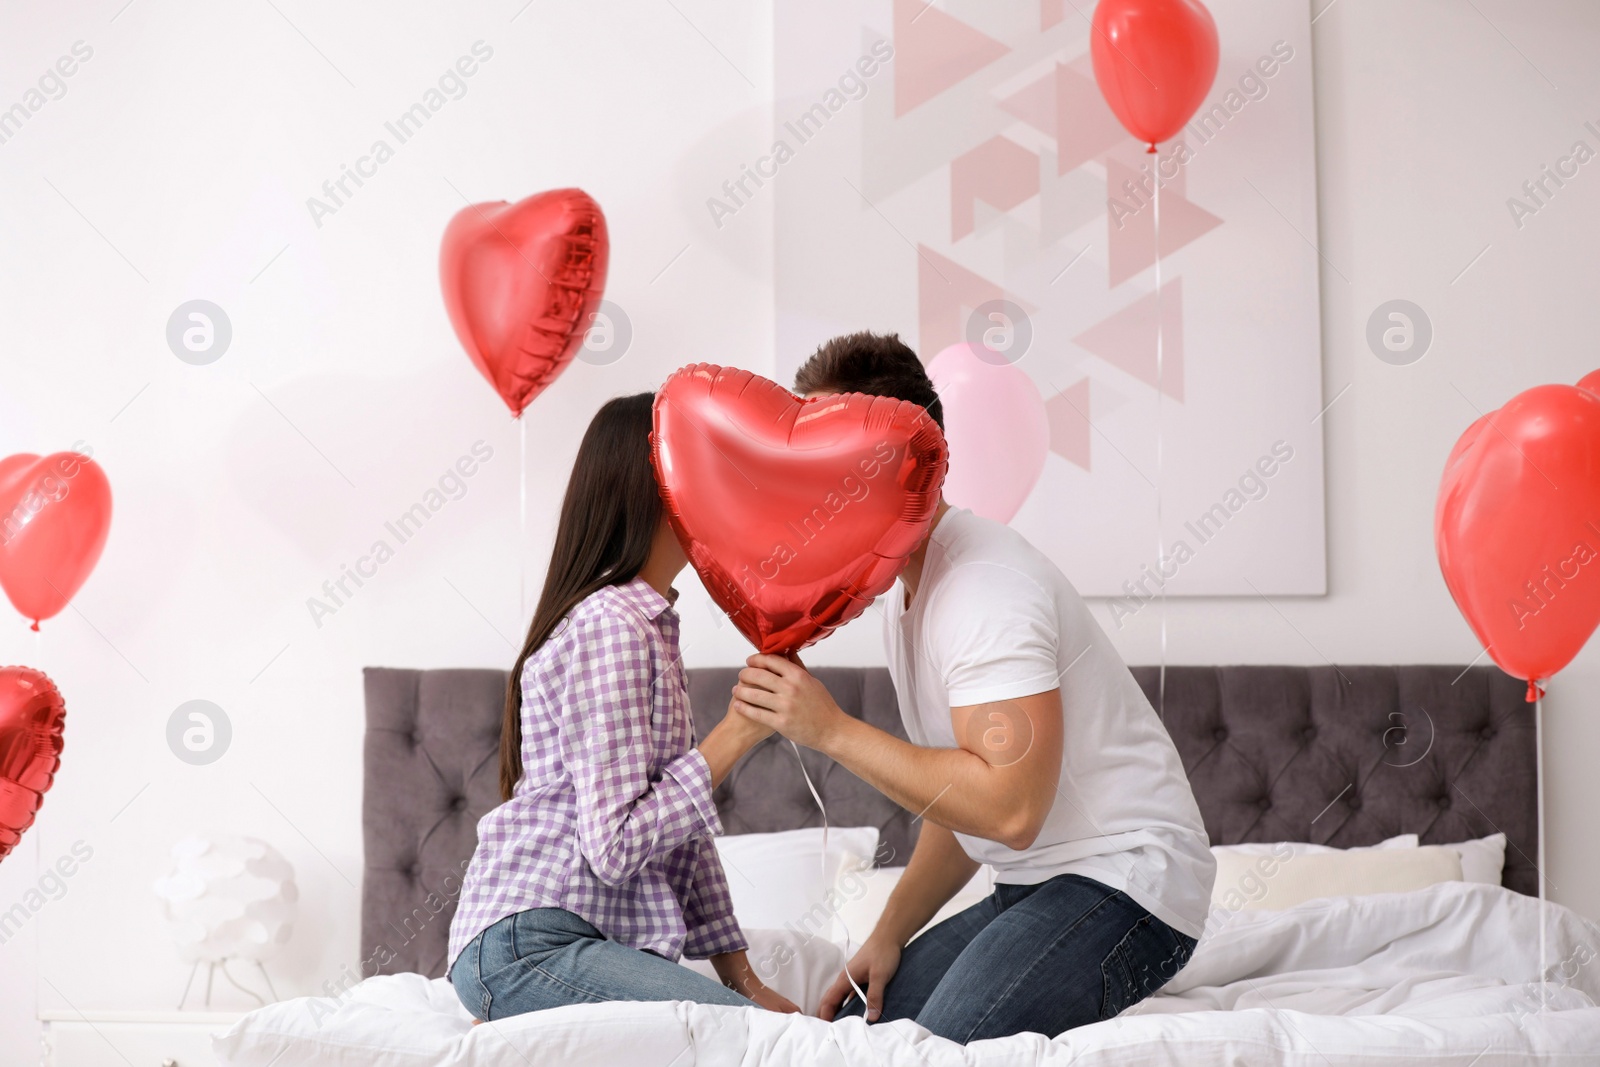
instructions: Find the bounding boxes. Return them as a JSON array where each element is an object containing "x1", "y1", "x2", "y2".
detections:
[{"x1": 216, "y1": 665, "x2": 1600, "y2": 1065}]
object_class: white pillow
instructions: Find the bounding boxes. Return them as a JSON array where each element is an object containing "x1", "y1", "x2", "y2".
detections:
[
  {"x1": 1212, "y1": 833, "x2": 1418, "y2": 858},
  {"x1": 680, "y1": 927, "x2": 845, "y2": 1014},
  {"x1": 1211, "y1": 832, "x2": 1505, "y2": 886},
  {"x1": 833, "y1": 863, "x2": 996, "y2": 949},
  {"x1": 713, "y1": 827, "x2": 879, "y2": 943},
  {"x1": 1450, "y1": 832, "x2": 1507, "y2": 885},
  {"x1": 1211, "y1": 844, "x2": 1463, "y2": 912},
  {"x1": 830, "y1": 860, "x2": 901, "y2": 949}
]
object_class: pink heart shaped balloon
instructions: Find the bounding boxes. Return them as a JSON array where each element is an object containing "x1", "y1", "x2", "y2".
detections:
[{"x1": 927, "y1": 344, "x2": 1049, "y2": 523}]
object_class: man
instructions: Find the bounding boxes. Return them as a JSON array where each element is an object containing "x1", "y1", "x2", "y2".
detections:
[{"x1": 730, "y1": 332, "x2": 1216, "y2": 1044}]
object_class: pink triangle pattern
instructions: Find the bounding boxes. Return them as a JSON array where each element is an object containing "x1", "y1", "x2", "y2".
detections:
[
  {"x1": 917, "y1": 245, "x2": 1032, "y2": 360},
  {"x1": 1073, "y1": 277, "x2": 1185, "y2": 402},
  {"x1": 951, "y1": 136, "x2": 1040, "y2": 241},
  {"x1": 997, "y1": 63, "x2": 1133, "y2": 177},
  {"x1": 1105, "y1": 157, "x2": 1221, "y2": 287},
  {"x1": 893, "y1": 0, "x2": 1011, "y2": 117},
  {"x1": 1055, "y1": 62, "x2": 1133, "y2": 175},
  {"x1": 997, "y1": 69, "x2": 1054, "y2": 137},
  {"x1": 1046, "y1": 378, "x2": 1092, "y2": 469}
]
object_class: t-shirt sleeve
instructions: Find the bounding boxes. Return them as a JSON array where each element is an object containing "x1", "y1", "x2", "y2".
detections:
[{"x1": 924, "y1": 561, "x2": 1061, "y2": 707}]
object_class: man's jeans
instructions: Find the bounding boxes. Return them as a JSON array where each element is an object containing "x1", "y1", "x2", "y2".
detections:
[
  {"x1": 450, "y1": 907, "x2": 750, "y2": 1020},
  {"x1": 837, "y1": 873, "x2": 1197, "y2": 1043}
]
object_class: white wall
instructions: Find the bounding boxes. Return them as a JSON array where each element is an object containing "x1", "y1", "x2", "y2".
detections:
[{"x1": 3, "y1": 0, "x2": 1600, "y2": 1060}]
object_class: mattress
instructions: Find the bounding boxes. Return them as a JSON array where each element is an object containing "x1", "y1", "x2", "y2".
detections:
[{"x1": 217, "y1": 881, "x2": 1600, "y2": 1066}]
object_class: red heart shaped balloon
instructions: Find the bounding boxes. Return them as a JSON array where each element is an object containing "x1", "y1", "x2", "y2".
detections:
[
  {"x1": 653, "y1": 365, "x2": 947, "y2": 653},
  {"x1": 0, "y1": 666, "x2": 66, "y2": 862},
  {"x1": 1436, "y1": 377, "x2": 1600, "y2": 697},
  {"x1": 440, "y1": 188, "x2": 609, "y2": 416},
  {"x1": 0, "y1": 452, "x2": 113, "y2": 630}
]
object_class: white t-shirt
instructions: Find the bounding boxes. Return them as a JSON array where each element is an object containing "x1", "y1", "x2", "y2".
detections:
[{"x1": 883, "y1": 507, "x2": 1216, "y2": 938}]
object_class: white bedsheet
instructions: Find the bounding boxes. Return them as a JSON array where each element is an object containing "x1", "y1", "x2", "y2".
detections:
[{"x1": 216, "y1": 883, "x2": 1600, "y2": 1066}]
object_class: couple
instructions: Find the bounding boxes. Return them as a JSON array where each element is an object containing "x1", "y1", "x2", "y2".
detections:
[{"x1": 446, "y1": 333, "x2": 1217, "y2": 1043}]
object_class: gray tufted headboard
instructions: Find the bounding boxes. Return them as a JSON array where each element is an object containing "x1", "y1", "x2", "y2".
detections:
[{"x1": 361, "y1": 664, "x2": 1536, "y2": 978}]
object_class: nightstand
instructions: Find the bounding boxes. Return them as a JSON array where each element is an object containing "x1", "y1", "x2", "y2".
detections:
[{"x1": 39, "y1": 1010, "x2": 243, "y2": 1067}]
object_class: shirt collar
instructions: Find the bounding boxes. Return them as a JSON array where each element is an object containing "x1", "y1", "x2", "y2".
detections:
[{"x1": 613, "y1": 575, "x2": 677, "y2": 621}]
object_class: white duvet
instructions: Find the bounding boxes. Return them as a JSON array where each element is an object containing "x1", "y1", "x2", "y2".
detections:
[{"x1": 217, "y1": 883, "x2": 1600, "y2": 1066}]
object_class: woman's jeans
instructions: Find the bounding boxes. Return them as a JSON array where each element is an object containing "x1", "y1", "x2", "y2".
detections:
[
  {"x1": 450, "y1": 907, "x2": 751, "y2": 1021},
  {"x1": 837, "y1": 873, "x2": 1197, "y2": 1043}
]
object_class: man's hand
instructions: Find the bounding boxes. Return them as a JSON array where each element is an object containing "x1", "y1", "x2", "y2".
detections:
[
  {"x1": 818, "y1": 935, "x2": 901, "y2": 1022},
  {"x1": 731, "y1": 654, "x2": 848, "y2": 750}
]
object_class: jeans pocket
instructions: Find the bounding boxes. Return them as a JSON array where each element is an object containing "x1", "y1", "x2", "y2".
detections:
[
  {"x1": 1099, "y1": 915, "x2": 1151, "y2": 1020},
  {"x1": 510, "y1": 907, "x2": 600, "y2": 965},
  {"x1": 1099, "y1": 915, "x2": 1197, "y2": 1020},
  {"x1": 1160, "y1": 929, "x2": 1199, "y2": 987}
]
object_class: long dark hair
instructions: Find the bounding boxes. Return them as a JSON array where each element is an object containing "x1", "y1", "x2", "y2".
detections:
[{"x1": 500, "y1": 392, "x2": 662, "y2": 799}]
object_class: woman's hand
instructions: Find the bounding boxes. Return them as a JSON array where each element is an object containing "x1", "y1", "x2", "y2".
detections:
[
  {"x1": 818, "y1": 934, "x2": 902, "y2": 1022},
  {"x1": 709, "y1": 949, "x2": 802, "y2": 1013},
  {"x1": 744, "y1": 980, "x2": 802, "y2": 1015},
  {"x1": 717, "y1": 696, "x2": 776, "y2": 745},
  {"x1": 699, "y1": 700, "x2": 774, "y2": 787}
]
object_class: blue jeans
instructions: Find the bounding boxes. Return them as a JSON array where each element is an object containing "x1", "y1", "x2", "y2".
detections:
[
  {"x1": 838, "y1": 873, "x2": 1197, "y2": 1042},
  {"x1": 449, "y1": 907, "x2": 751, "y2": 1020}
]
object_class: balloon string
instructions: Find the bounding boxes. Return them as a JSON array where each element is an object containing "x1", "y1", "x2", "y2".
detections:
[
  {"x1": 1536, "y1": 682, "x2": 1547, "y2": 1011},
  {"x1": 1154, "y1": 144, "x2": 1167, "y2": 721},
  {"x1": 788, "y1": 739, "x2": 869, "y2": 1010},
  {"x1": 33, "y1": 624, "x2": 41, "y2": 1027},
  {"x1": 519, "y1": 418, "x2": 528, "y2": 620},
  {"x1": 33, "y1": 815, "x2": 40, "y2": 1026}
]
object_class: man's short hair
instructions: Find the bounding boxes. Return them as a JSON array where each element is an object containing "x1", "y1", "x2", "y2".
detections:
[{"x1": 792, "y1": 331, "x2": 944, "y2": 429}]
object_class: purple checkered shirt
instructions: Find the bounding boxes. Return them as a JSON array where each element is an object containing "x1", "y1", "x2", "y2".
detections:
[{"x1": 447, "y1": 577, "x2": 747, "y2": 967}]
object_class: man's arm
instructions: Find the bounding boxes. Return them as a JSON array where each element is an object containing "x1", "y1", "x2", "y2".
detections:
[
  {"x1": 817, "y1": 821, "x2": 978, "y2": 1021},
  {"x1": 731, "y1": 656, "x2": 1063, "y2": 851},
  {"x1": 864, "y1": 821, "x2": 979, "y2": 949}
]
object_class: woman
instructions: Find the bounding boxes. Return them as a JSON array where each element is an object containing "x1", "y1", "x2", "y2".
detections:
[{"x1": 448, "y1": 393, "x2": 796, "y2": 1019}]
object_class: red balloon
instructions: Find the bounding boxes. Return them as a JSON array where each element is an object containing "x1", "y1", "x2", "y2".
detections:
[
  {"x1": 1436, "y1": 377, "x2": 1600, "y2": 699},
  {"x1": 1091, "y1": 0, "x2": 1220, "y2": 151},
  {"x1": 0, "y1": 452, "x2": 112, "y2": 630},
  {"x1": 0, "y1": 666, "x2": 66, "y2": 862},
  {"x1": 440, "y1": 188, "x2": 609, "y2": 417},
  {"x1": 652, "y1": 365, "x2": 947, "y2": 654}
]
